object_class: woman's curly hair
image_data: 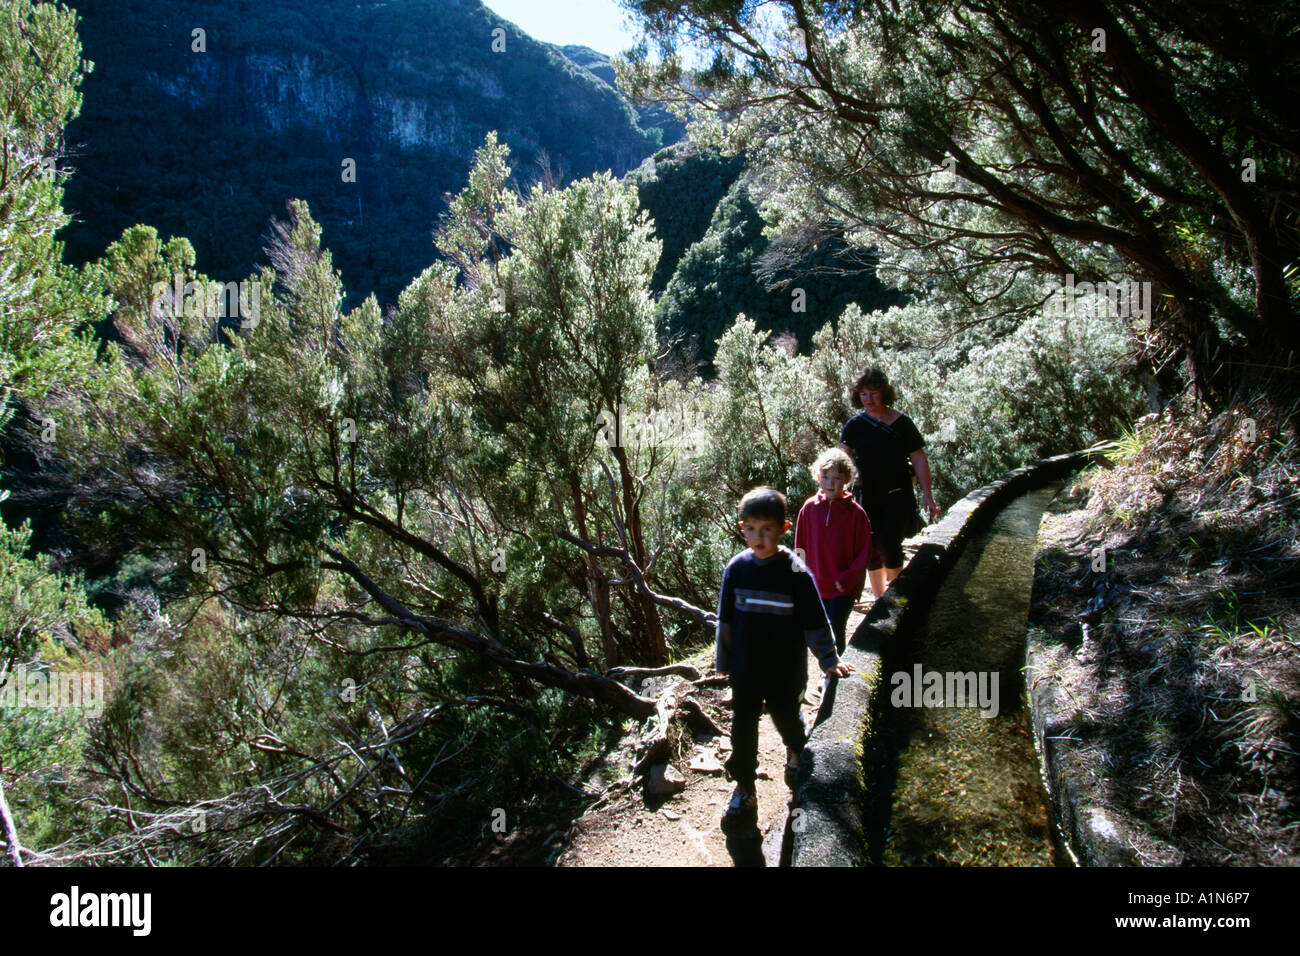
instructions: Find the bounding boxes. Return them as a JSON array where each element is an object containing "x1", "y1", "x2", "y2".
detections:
[
  {"x1": 847, "y1": 366, "x2": 899, "y2": 408},
  {"x1": 849, "y1": 366, "x2": 897, "y2": 408}
]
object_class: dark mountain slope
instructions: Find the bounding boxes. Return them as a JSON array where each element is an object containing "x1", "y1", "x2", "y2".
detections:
[{"x1": 60, "y1": 0, "x2": 662, "y2": 305}]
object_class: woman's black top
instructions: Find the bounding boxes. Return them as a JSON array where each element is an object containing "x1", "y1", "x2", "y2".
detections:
[{"x1": 840, "y1": 410, "x2": 925, "y2": 504}]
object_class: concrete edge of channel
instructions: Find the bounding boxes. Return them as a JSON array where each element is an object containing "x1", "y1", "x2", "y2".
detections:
[{"x1": 783, "y1": 449, "x2": 1099, "y2": 867}]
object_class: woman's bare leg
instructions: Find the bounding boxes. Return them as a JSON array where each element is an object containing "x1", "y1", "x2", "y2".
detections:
[
  {"x1": 868, "y1": 567, "x2": 888, "y2": 597},
  {"x1": 869, "y1": 566, "x2": 903, "y2": 597}
]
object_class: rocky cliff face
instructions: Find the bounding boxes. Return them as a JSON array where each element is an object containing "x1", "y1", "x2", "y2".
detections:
[
  {"x1": 559, "y1": 44, "x2": 686, "y2": 149},
  {"x1": 61, "y1": 0, "x2": 667, "y2": 304}
]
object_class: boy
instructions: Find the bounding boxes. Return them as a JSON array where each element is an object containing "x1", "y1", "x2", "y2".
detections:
[
  {"x1": 715, "y1": 486, "x2": 853, "y2": 830},
  {"x1": 795, "y1": 448, "x2": 873, "y2": 655}
]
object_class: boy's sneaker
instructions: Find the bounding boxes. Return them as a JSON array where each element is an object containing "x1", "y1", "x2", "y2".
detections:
[
  {"x1": 785, "y1": 748, "x2": 802, "y2": 788},
  {"x1": 721, "y1": 785, "x2": 757, "y2": 829}
]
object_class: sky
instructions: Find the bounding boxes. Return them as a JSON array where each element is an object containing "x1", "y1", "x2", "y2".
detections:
[{"x1": 480, "y1": 0, "x2": 644, "y2": 56}]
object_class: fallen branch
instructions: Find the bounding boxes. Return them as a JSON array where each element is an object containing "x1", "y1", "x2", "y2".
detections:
[
  {"x1": 690, "y1": 675, "x2": 729, "y2": 689},
  {"x1": 322, "y1": 546, "x2": 657, "y2": 718},
  {"x1": 0, "y1": 779, "x2": 23, "y2": 867},
  {"x1": 606, "y1": 664, "x2": 702, "y2": 682}
]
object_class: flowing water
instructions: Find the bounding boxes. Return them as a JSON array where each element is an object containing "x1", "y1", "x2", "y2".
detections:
[{"x1": 869, "y1": 484, "x2": 1070, "y2": 866}]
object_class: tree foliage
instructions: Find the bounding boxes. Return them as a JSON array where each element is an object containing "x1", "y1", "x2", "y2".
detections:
[
  {"x1": 0, "y1": 0, "x2": 109, "y2": 866},
  {"x1": 654, "y1": 173, "x2": 904, "y2": 366},
  {"x1": 617, "y1": 0, "x2": 1300, "y2": 402},
  {"x1": 46, "y1": 135, "x2": 723, "y2": 737},
  {"x1": 694, "y1": 300, "x2": 1144, "y2": 519},
  {"x1": 0, "y1": 0, "x2": 105, "y2": 409},
  {"x1": 0, "y1": 0, "x2": 105, "y2": 679},
  {"x1": 627, "y1": 144, "x2": 746, "y2": 292}
]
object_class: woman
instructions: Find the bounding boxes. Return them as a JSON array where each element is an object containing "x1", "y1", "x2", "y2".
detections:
[{"x1": 837, "y1": 367, "x2": 941, "y2": 598}]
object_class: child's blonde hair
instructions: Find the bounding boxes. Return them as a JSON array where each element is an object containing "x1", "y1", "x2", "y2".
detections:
[{"x1": 810, "y1": 447, "x2": 856, "y2": 484}]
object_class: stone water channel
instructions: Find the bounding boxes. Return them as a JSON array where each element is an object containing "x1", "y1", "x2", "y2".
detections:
[{"x1": 862, "y1": 483, "x2": 1072, "y2": 866}]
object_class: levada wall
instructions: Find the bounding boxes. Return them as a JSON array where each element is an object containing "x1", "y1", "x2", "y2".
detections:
[{"x1": 785, "y1": 450, "x2": 1095, "y2": 867}]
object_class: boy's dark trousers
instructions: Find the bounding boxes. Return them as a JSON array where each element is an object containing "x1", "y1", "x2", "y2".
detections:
[{"x1": 725, "y1": 684, "x2": 807, "y2": 788}]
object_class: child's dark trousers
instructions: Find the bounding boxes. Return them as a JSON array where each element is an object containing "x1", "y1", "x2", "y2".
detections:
[
  {"x1": 725, "y1": 685, "x2": 807, "y2": 788},
  {"x1": 823, "y1": 594, "x2": 854, "y2": 654}
]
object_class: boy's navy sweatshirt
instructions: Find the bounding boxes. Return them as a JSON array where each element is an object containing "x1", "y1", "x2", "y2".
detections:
[{"x1": 714, "y1": 546, "x2": 839, "y2": 696}]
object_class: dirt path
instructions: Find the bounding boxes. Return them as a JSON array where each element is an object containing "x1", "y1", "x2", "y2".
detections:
[{"x1": 557, "y1": 606, "x2": 867, "y2": 867}]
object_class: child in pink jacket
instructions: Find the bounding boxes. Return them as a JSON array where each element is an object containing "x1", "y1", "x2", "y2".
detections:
[{"x1": 795, "y1": 448, "x2": 872, "y2": 653}]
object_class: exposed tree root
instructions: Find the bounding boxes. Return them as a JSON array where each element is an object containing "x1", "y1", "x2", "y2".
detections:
[{"x1": 629, "y1": 676, "x2": 727, "y2": 779}]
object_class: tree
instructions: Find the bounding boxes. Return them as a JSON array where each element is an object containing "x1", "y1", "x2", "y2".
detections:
[
  {"x1": 687, "y1": 298, "x2": 1144, "y2": 526},
  {"x1": 0, "y1": 0, "x2": 108, "y2": 669},
  {"x1": 655, "y1": 172, "x2": 904, "y2": 366},
  {"x1": 702, "y1": 316, "x2": 826, "y2": 506},
  {"x1": 628, "y1": 145, "x2": 745, "y2": 292},
  {"x1": 0, "y1": 0, "x2": 107, "y2": 866},
  {"x1": 432, "y1": 134, "x2": 686, "y2": 667},
  {"x1": 46, "y1": 136, "x2": 726, "y2": 740},
  {"x1": 0, "y1": 0, "x2": 106, "y2": 407},
  {"x1": 617, "y1": 0, "x2": 1300, "y2": 403}
]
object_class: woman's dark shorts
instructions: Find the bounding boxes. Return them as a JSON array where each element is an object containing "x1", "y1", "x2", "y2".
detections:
[{"x1": 861, "y1": 489, "x2": 911, "y2": 570}]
